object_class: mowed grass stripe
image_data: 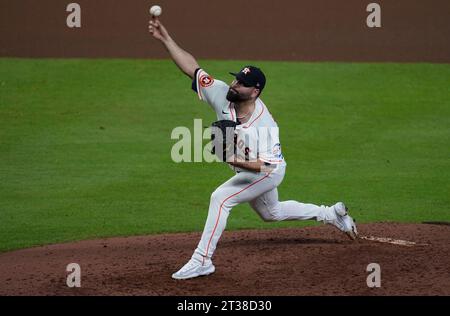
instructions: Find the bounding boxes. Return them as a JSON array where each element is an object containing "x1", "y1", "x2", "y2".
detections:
[{"x1": 0, "y1": 58, "x2": 449, "y2": 252}]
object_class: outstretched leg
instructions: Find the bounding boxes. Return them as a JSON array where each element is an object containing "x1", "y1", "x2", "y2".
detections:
[
  {"x1": 249, "y1": 186, "x2": 358, "y2": 239},
  {"x1": 249, "y1": 188, "x2": 337, "y2": 222}
]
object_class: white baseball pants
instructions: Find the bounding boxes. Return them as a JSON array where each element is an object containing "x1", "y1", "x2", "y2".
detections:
[{"x1": 194, "y1": 163, "x2": 338, "y2": 261}]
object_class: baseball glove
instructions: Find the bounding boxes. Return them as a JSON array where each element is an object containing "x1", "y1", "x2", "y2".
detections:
[{"x1": 210, "y1": 120, "x2": 237, "y2": 162}]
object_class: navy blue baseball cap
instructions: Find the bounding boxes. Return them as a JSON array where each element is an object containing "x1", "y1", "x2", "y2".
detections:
[{"x1": 230, "y1": 66, "x2": 266, "y2": 91}]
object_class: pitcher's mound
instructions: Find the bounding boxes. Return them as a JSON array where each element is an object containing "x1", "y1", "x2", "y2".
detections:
[{"x1": 0, "y1": 223, "x2": 449, "y2": 295}]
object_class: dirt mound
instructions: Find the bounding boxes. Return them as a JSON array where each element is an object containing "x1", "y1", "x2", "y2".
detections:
[{"x1": 0, "y1": 223, "x2": 449, "y2": 295}]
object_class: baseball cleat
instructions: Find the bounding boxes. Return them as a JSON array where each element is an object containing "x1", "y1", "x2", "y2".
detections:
[
  {"x1": 330, "y1": 202, "x2": 358, "y2": 240},
  {"x1": 172, "y1": 258, "x2": 215, "y2": 280}
]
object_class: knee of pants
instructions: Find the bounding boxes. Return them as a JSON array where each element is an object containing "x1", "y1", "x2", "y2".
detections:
[
  {"x1": 265, "y1": 206, "x2": 283, "y2": 222},
  {"x1": 261, "y1": 214, "x2": 276, "y2": 222},
  {"x1": 252, "y1": 201, "x2": 282, "y2": 222},
  {"x1": 210, "y1": 189, "x2": 232, "y2": 210}
]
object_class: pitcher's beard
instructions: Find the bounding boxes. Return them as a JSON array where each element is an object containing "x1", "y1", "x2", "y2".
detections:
[{"x1": 226, "y1": 88, "x2": 250, "y2": 103}]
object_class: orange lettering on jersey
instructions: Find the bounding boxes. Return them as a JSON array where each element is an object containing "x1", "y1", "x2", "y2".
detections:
[{"x1": 200, "y1": 75, "x2": 214, "y2": 87}]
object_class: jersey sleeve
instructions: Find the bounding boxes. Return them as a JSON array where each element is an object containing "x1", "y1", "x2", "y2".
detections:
[
  {"x1": 257, "y1": 127, "x2": 284, "y2": 164},
  {"x1": 192, "y1": 68, "x2": 229, "y2": 114}
]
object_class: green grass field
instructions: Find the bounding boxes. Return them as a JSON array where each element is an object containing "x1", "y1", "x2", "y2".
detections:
[{"x1": 1, "y1": 58, "x2": 449, "y2": 252}]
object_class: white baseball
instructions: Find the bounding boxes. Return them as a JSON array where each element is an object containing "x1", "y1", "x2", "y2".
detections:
[{"x1": 149, "y1": 5, "x2": 162, "y2": 17}]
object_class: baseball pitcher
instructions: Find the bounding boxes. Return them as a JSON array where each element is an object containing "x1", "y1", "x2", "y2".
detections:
[{"x1": 149, "y1": 17, "x2": 358, "y2": 280}]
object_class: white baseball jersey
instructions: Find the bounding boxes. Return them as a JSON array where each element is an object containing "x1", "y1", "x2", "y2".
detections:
[{"x1": 192, "y1": 68, "x2": 286, "y2": 172}]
